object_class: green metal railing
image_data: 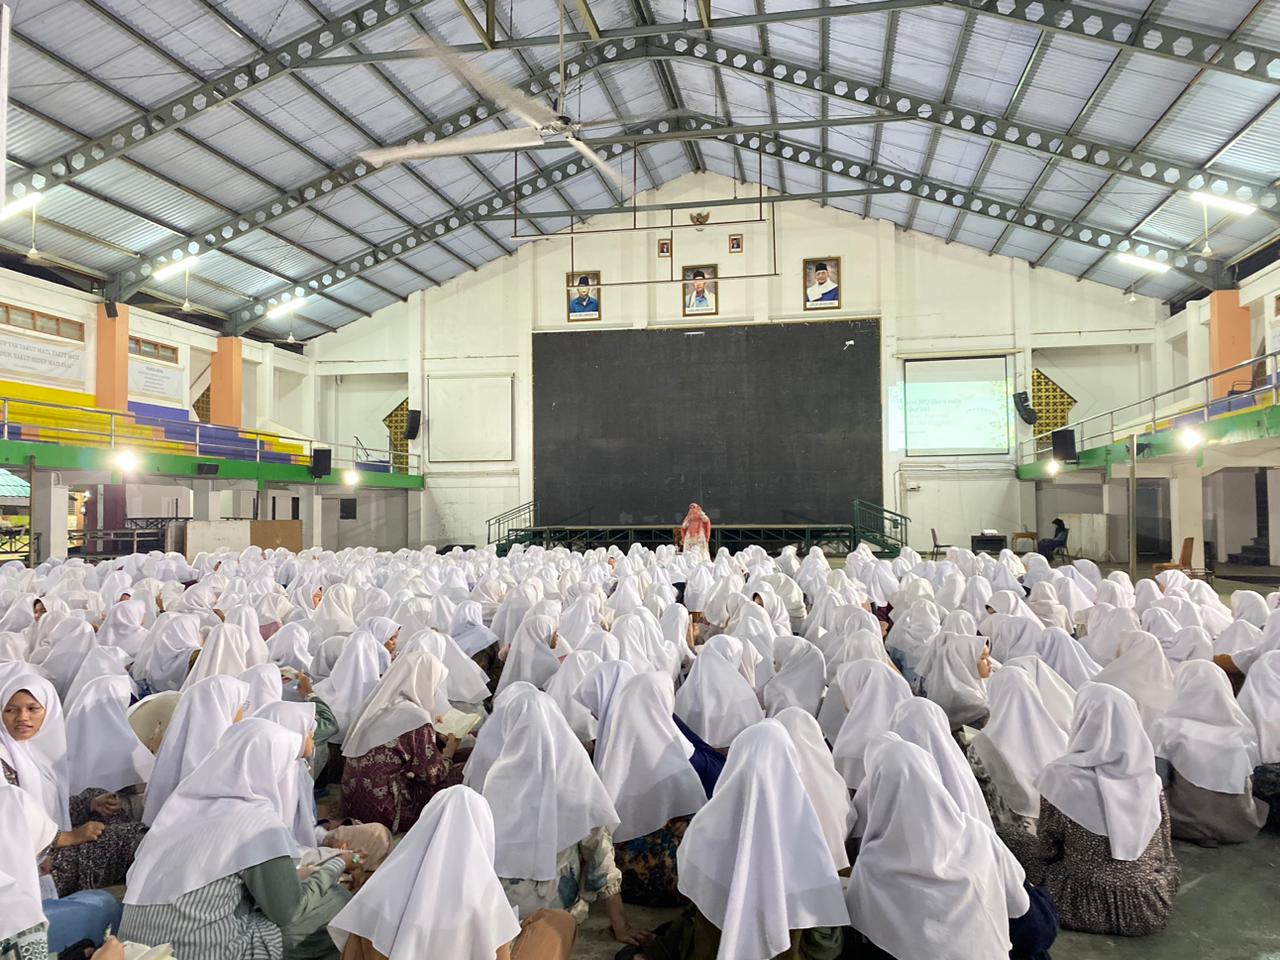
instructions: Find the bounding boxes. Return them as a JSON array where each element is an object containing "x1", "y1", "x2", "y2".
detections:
[
  {"x1": 853, "y1": 498, "x2": 909, "y2": 555},
  {"x1": 487, "y1": 500, "x2": 536, "y2": 545}
]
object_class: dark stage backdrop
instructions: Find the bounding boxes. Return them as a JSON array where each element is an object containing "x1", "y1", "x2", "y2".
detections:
[{"x1": 532, "y1": 319, "x2": 882, "y2": 525}]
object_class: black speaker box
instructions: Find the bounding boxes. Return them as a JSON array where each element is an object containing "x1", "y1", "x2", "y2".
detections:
[
  {"x1": 1013, "y1": 390, "x2": 1037, "y2": 425},
  {"x1": 195, "y1": 462, "x2": 219, "y2": 476},
  {"x1": 405, "y1": 408, "x2": 422, "y2": 440},
  {"x1": 1051, "y1": 429, "x2": 1077, "y2": 462},
  {"x1": 309, "y1": 448, "x2": 333, "y2": 478}
]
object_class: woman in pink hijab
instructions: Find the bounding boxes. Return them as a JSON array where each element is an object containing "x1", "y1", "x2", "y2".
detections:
[{"x1": 680, "y1": 504, "x2": 712, "y2": 562}]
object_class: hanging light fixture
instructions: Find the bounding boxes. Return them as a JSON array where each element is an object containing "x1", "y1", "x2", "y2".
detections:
[
  {"x1": 1199, "y1": 202, "x2": 1213, "y2": 257},
  {"x1": 26, "y1": 204, "x2": 38, "y2": 259}
]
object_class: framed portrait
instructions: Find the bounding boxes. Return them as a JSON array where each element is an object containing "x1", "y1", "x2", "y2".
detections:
[
  {"x1": 681, "y1": 264, "x2": 719, "y2": 318},
  {"x1": 566, "y1": 271, "x2": 602, "y2": 322},
  {"x1": 728, "y1": 233, "x2": 743, "y2": 254},
  {"x1": 803, "y1": 256, "x2": 841, "y2": 311},
  {"x1": 657, "y1": 238, "x2": 672, "y2": 259}
]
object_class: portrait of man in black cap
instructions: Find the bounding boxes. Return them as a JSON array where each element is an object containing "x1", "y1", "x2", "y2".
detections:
[
  {"x1": 566, "y1": 271, "x2": 601, "y2": 321},
  {"x1": 682, "y1": 264, "x2": 718, "y2": 317},
  {"x1": 804, "y1": 256, "x2": 841, "y2": 310}
]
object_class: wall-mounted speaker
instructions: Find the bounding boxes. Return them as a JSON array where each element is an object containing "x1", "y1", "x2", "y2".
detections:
[
  {"x1": 195, "y1": 462, "x2": 219, "y2": 476},
  {"x1": 404, "y1": 408, "x2": 422, "y2": 440},
  {"x1": 309, "y1": 448, "x2": 333, "y2": 479},
  {"x1": 1051, "y1": 429, "x2": 1077, "y2": 463},
  {"x1": 104, "y1": 300, "x2": 119, "y2": 319},
  {"x1": 1013, "y1": 390, "x2": 1038, "y2": 425}
]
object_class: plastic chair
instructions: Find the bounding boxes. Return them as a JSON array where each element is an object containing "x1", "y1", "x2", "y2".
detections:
[{"x1": 930, "y1": 528, "x2": 952, "y2": 561}]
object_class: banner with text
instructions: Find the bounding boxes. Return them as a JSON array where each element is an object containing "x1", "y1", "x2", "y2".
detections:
[
  {"x1": 0, "y1": 330, "x2": 87, "y2": 388},
  {"x1": 128, "y1": 356, "x2": 185, "y2": 405}
]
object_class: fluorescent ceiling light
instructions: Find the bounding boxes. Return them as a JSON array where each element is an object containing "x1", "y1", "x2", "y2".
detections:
[
  {"x1": 0, "y1": 193, "x2": 43, "y2": 221},
  {"x1": 342, "y1": 468, "x2": 361, "y2": 486},
  {"x1": 266, "y1": 297, "x2": 307, "y2": 319},
  {"x1": 1190, "y1": 192, "x2": 1256, "y2": 216},
  {"x1": 1046, "y1": 459, "x2": 1060, "y2": 475},
  {"x1": 152, "y1": 256, "x2": 200, "y2": 282},
  {"x1": 1116, "y1": 253, "x2": 1171, "y2": 274}
]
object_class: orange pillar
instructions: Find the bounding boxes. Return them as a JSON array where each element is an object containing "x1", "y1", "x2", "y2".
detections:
[
  {"x1": 210, "y1": 336, "x2": 243, "y2": 427},
  {"x1": 1209, "y1": 290, "x2": 1252, "y2": 399},
  {"x1": 95, "y1": 303, "x2": 129, "y2": 410}
]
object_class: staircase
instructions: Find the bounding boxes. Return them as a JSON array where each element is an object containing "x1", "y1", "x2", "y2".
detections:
[
  {"x1": 853, "y1": 499, "x2": 910, "y2": 557},
  {"x1": 487, "y1": 500, "x2": 538, "y2": 555},
  {"x1": 1227, "y1": 535, "x2": 1270, "y2": 566}
]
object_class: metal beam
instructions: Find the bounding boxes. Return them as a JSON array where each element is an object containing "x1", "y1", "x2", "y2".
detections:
[
  {"x1": 471, "y1": 186, "x2": 898, "y2": 221},
  {"x1": 639, "y1": 35, "x2": 1279, "y2": 209},
  {"x1": 453, "y1": 0, "x2": 495, "y2": 50},
  {"x1": 697, "y1": 0, "x2": 713, "y2": 30},
  {"x1": 113, "y1": 48, "x2": 609, "y2": 298},
  {"x1": 231, "y1": 140, "x2": 637, "y2": 335},
  {"x1": 6, "y1": 0, "x2": 436, "y2": 204},
  {"x1": 574, "y1": 0, "x2": 603, "y2": 40},
  {"x1": 947, "y1": 0, "x2": 1280, "y2": 88},
  {"x1": 303, "y1": 0, "x2": 938, "y2": 63},
  {"x1": 630, "y1": 0, "x2": 704, "y2": 174},
  {"x1": 864, "y1": 8, "x2": 899, "y2": 217}
]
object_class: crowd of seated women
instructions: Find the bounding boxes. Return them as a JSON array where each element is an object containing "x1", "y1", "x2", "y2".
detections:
[{"x1": 1, "y1": 539, "x2": 1277, "y2": 960}]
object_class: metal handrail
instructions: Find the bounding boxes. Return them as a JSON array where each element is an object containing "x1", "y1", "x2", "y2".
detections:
[
  {"x1": 487, "y1": 500, "x2": 536, "y2": 544},
  {"x1": 0, "y1": 393, "x2": 422, "y2": 474},
  {"x1": 1019, "y1": 348, "x2": 1280, "y2": 464},
  {"x1": 853, "y1": 498, "x2": 910, "y2": 551}
]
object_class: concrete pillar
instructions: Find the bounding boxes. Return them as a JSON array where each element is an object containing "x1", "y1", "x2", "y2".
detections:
[
  {"x1": 95, "y1": 303, "x2": 129, "y2": 411},
  {"x1": 210, "y1": 337, "x2": 243, "y2": 427},
  {"x1": 1169, "y1": 464, "x2": 1205, "y2": 569},
  {"x1": 1268, "y1": 469, "x2": 1280, "y2": 565},
  {"x1": 191, "y1": 479, "x2": 219, "y2": 521},
  {"x1": 29, "y1": 470, "x2": 69, "y2": 562},
  {"x1": 1102, "y1": 479, "x2": 1128, "y2": 564},
  {"x1": 254, "y1": 488, "x2": 270, "y2": 522},
  {"x1": 299, "y1": 487, "x2": 323, "y2": 549},
  {"x1": 231, "y1": 489, "x2": 256, "y2": 520},
  {"x1": 1209, "y1": 290, "x2": 1252, "y2": 400}
]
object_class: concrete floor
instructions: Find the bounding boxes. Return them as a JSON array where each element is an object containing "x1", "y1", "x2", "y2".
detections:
[{"x1": 572, "y1": 832, "x2": 1280, "y2": 959}]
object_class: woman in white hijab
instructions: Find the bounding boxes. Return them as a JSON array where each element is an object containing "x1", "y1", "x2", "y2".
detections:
[
  {"x1": 1001, "y1": 658, "x2": 1077, "y2": 734},
  {"x1": 1231, "y1": 590, "x2": 1269, "y2": 628},
  {"x1": 222, "y1": 604, "x2": 270, "y2": 666},
  {"x1": 2, "y1": 672, "x2": 147, "y2": 896},
  {"x1": 181, "y1": 622, "x2": 254, "y2": 690},
  {"x1": 96, "y1": 598, "x2": 149, "y2": 657},
  {"x1": 311, "y1": 582, "x2": 359, "y2": 638},
  {"x1": 775, "y1": 707, "x2": 852, "y2": 872},
  {"x1": 638, "y1": 721, "x2": 848, "y2": 960},
  {"x1": 1092, "y1": 631, "x2": 1174, "y2": 733},
  {"x1": 888, "y1": 696, "x2": 993, "y2": 830},
  {"x1": 480, "y1": 690, "x2": 647, "y2": 945},
  {"x1": 1033, "y1": 682, "x2": 1179, "y2": 935},
  {"x1": 314, "y1": 630, "x2": 386, "y2": 739},
  {"x1": 1026, "y1": 582, "x2": 1072, "y2": 632},
  {"x1": 1036, "y1": 627, "x2": 1101, "y2": 690},
  {"x1": 143, "y1": 674, "x2": 249, "y2": 825},
  {"x1": 919, "y1": 632, "x2": 991, "y2": 731},
  {"x1": 142, "y1": 613, "x2": 204, "y2": 692},
  {"x1": 497, "y1": 614, "x2": 564, "y2": 693},
  {"x1": 762, "y1": 635, "x2": 826, "y2": 718},
  {"x1": 596, "y1": 673, "x2": 707, "y2": 906},
  {"x1": 329, "y1": 786, "x2": 579, "y2": 960},
  {"x1": 831, "y1": 659, "x2": 912, "y2": 787},
  {"x1": 265, "y1": 621, "x2": 314, "y2": 674},
  {"x1": 64, "y1": 674, "x2": 153, "y2": 796},
  {"x1": 240, "y1": 663, "x2": 284, "y2": 716},
  {"x1": 673, "y1": 635, "x2": 764, "y2": 749},
  {"x1": 846, "y1": 736, "x2": 1035, "y2": 960},
  {"x1": 883, "y1": 598, "x2": 941, "y2": 689},
  {"x1": 1149, "y1": 659, "x2": 1266, "y2": 844},
  {"x1": 340, "y1": 652, "x2": 463, "y2": 834},
  {"x1": 544, "y1": 650, "x2": 602, "y2": 742},
  {"x1": 967, "y1": 668, "x2": 1067, "y2": 863},
  {"x1": 1079, "y1": 605, "x2": 1140, "y2": 665},
  {"x1": 120, "y1": 720, "x2": 356, "y2": 960},
  {"x1": 34, "y1": 618, "x2": 96, "y2": 700}
]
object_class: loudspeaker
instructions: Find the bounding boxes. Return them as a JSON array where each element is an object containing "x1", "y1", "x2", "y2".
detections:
[
  {"x1": 104, "y1": 300, "x2": 119, "y2": 319},
  {"x1": 1051, "y1": 429, "x2": 1077, "y2": 462},
  {"x1": 195, "y1": 462, "x2": 219, "y2": 476},
  {"x1": 309, "y1": 448, "x2": 333, "y2": 479},
  {"x1": 1013, "y1": 390, "x2": 1037, "y2": 425},
  {"x1": 404, "y1": 408, "x2": 422, "y2": 440}
]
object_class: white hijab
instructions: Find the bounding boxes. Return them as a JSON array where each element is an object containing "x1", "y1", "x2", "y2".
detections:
[
  {"x1": 847, "y1": 736, "x2": 1028, "y2": 960},
  {"x1": 1240, "y1": 650, "x2": 1280, "y2": 764},
  {"x1": 97, "y1": 598, "x2": 149, "y2": 656},
  {"x1": 328, "y1": 786, "x2": 520, "y2": 960},
  {"x1": 543, "y1": 650, "x2": 602, "y2": 741},
  {"x1": 142, "y1": 675, "x2": 248, "y2": 826},
  {"x1": 0, "y1": 780, "x2": 57, "y2": 941},
  {"x1": 673, "y1": 637, "x2": 764, "y2": 749},
  {"x1": 1093, "y1": 630, "x2": 1174, "y2": 732},
  {"x1": 1037, "y1": 627, "x2": 1101, "y2": 689},
  {"x1": 888, "y1": 696, "x2": 993, "y2": 829},
  {"x1": 1002, "y1": 657, "x2": 1077, "y2": 734},
  {"x1": 775, "y1": 707, "x2": 852, "y2": 871},
  {"x1": 315, "y1": 631, "x2": 387, "y2": 738},
  {"x1": 1036, "y1": 682, "x2": 1162, "y2": 861},
  {"x1": 342, "y1": 651, "x2": 448, "y2": 759},
  {"x1": 481, "y1": 691, "x2": 619, "y2": 881},
  {"x1": 144, "y1": 614, "x2": 204, "y2": 692},
  {"x1": 252, "y1": 700, "x2": 319, "y2": 847},
  {"x1": 677, "y1": 720, "x2": 849, "y2": 960},
  {"x1": 574, "y1": 659, "x2": 636, "y2": 749},
  {"x1": 240, "y1": 663, "x2": 284, "y2": 716},
  {"x1": 125, "y1": 719, "x2": 302, "y2": 906},
  {"x1": 65, "y1": 674, "x2": 154, "y2": 795},
  {"x1": 181, "y1": 623, "x2": 252, "y2": 690},
  {"x1": 265, "y1": 622, "x2": 314, "y2": 674},
  {"x1": 831, "y1": 659, "x2": 913, "y2": 788},
  {"x1": 972, "y1": 668, "x2": 1068, "y2": 818},
  {"x1": 1150, "y1": 659, "x2": 1259, "y2": 794},
  {"x1": 496, "y1": 614, "x2": 562, "y2": 692},
  {"x1": 595, "y1": 672, "x2": 707, "y2": 842},
  {"x1": 762, "y1": 636, "x2": 827, "y2": 717},
  {"x1": 0, "y1": 673, "x2": 70, "y2": 828},
  {"x1": 400, "y1": 629, "x2": 490, "y2": 706},
  {"x1": 919, "y1": 632, "x2": 989, "y2": 730}
]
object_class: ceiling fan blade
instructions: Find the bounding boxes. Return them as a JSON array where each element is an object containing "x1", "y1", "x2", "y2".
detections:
[
  {"x1": 569, "y1": 136, "x2": 625, "y2": 194},
  {"x1": 361, "y1": 128, "x2": 546, "y2": 166},
  {"x1": 413, "y1": 37, "x2": 560, "y2": 130}
]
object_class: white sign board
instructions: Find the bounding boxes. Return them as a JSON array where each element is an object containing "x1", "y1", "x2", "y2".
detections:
[
  {"x1": 427, "y1": 375, "x2": 513, "y2": 462},
  {"x1": 128, "y1": 356, "x2": 184, "y2": 405},
  {"x1": 183, "y1": 520, "x2": 250, "y2": 562},
  {"x1": 0, "y1": 329, "x2": 86, "y2": 388}
]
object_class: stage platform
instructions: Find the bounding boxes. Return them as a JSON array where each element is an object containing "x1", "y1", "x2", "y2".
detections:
[{"x1": 497, "y1": 522, "x2": 859, "y2": 557}]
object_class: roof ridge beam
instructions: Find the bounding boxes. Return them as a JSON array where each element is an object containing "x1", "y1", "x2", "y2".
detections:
[
  {"x1": 112, "y1": 43, "x2": 617, "y2": 299},
  {"x1": 641, "y1": 35, "x2": 1279, "y2": 209},
  {"x1": 6, "y1": 0, "x2": 437, "y2": 205}
]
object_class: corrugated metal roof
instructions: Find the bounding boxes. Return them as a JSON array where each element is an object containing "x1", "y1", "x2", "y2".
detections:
[{"x1": 5, "y1": 0, "x2": 1280, "y2": 335}]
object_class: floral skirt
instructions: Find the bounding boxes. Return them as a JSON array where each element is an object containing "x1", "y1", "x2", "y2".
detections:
[{"x1": 613, "y1": 819, "x2": 689, "y2": 908}]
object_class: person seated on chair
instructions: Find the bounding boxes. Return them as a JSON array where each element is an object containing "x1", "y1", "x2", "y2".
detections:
[{"x1": 1037, "y1": 519, "x2": 1068, "y2": 562}]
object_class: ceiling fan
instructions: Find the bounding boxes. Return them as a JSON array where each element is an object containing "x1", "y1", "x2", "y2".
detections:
[{"x1": 359, "y1": 2, "x2": 626, "y2": 192}]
